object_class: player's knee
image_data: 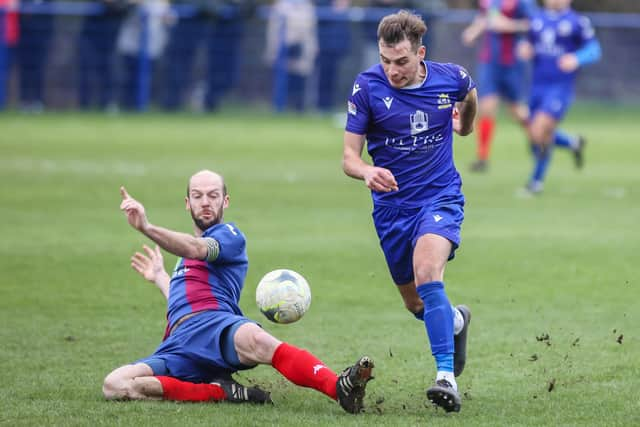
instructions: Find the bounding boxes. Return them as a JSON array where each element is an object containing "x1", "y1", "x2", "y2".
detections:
[
  {"x1": 102, "y1": 371, "x2": 132, "y2": 400},
  {"x1": 250, "y1": 329, "x2": 281, "y2": 362},
  {"x1": 414, "y1": 265, "x2": 443, "y2": 285},
  {"x1": 103, "y1": 373, "x2": 124, "y2": 400},
  {"x1": 235, "y1": 323, "x2": 280, "y2": 364}
]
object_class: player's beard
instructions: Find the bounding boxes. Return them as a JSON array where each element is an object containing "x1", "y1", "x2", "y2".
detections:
[{"x1": 190, "y1": 205, "x2": 222, "y2": 232}]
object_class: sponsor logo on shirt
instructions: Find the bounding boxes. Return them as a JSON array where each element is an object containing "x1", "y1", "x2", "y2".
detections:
[
  {"x1": 352, "y1": 83, "x2": 362, "y2": 96},
  {"x1": 383, "y1": 96, "x2": 394, "y2": 110}
]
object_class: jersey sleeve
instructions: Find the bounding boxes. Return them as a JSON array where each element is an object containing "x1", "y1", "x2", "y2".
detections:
[
  {"x1": 344, "y1": 75, "x2": 371, "y2": 135},
  {"x1": 451, "y1": 63, "x2": 476, "y2": 101},
  {"x1": 203, "y1": 223, "x2": 246, "y2": 264}
]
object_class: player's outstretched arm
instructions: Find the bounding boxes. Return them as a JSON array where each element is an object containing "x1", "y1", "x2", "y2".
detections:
[
  {"x1": 119, "y1": 186, "x2": 209, "y2": 261},
  {"x1": 461, "y1": 15, "x2": 486, "y2": 46},
  {"x1": 131, "y1": 244, "x2": 171, "y2": 300},
  {"x1": 453, "y1": 88, "x2": 478, "y2": 136},
  {"x1": 343, "y1": 131, "x2": 398, "y2": 192},
  {"x1": 487, "y1": 13, "x2": 529, "y2": 34}
]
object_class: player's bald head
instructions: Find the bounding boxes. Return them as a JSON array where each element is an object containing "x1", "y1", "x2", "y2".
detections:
[{"x1": 187, "y1": 170, "x2": 227, "y2": 196}]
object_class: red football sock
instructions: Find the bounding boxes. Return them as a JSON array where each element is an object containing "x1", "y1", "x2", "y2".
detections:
[
  {"x1": 156, "y1": 376, "x2": 226, "y2": 402},
  {"x1": 477, "y1": 116, "x2": 495, "y2": 161},
  {"x1": 271, "y1": 342, "x2": 338, "y2": 400}
]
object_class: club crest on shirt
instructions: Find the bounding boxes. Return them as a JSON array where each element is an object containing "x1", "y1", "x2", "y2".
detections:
[
  {"x1": 438, "y1": 93, "x2": 452, "y2": 110},
  {"x1": 410, "y1": 110, "x2": 429, "y2": 135}
]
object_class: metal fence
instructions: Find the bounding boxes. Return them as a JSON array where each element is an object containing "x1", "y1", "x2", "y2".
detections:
[{"x1": 1, "y1": 3, "x2": 639, "y2": 112}]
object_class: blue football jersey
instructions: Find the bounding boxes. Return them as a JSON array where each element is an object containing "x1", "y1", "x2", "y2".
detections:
[
  {"x1": 346, "y1": 61, "x2": 476, "y2": 208},
  {"x1": 528, "y1": 8, "x2": 596, "y2": 84},
  {"x1": 166, "y1": 222, "x2": 248, "y2": 329}
]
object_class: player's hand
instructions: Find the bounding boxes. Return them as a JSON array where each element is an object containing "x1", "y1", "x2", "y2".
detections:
[
  {"x1": 120, "y1": 186, "x2": 149, "y2": 232},
  {"x1": 461, "y1": 27, "x2": 477, "y2": 47},
  {"x1": 131, "y1": 244, "x2": 165, "y2": 283},
  {"x1": 558, "y1": 54, "x2": 579, "y2": 73},
  {"x1": 363, "y1": 166, "x2": 398, "y2": 193},
  {"x1": 517, "y1": 41, "x2": 533, "y2": 61},
  {"x1": 452, "y1": 107, "x2": 462, "y2": 135},
  {"x1": 487, "y1": 12, "x2": 511, "y2": 33}
]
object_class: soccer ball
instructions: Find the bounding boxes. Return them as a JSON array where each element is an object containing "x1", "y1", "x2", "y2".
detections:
[{"x1": 256, "y1": 269, "x2": 311, "y2": 324}]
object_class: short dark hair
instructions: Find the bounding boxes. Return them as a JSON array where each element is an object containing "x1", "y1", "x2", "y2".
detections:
[{"x1": 377, "y1": 10, "x2": 428, "y2": 52}]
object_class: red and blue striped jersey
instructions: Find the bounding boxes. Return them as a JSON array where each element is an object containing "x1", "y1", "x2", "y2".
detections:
[
  {"x1": 165, "y1": 222, "x2": 248, "y2": 331},
  {"x1": 478, "y1": 0, "x2": 536, "y2": 66}
]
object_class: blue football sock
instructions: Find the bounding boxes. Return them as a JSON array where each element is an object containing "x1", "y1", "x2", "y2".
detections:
[
  {"x1": 554, "y1": 130, "x2": 577, "y2": 150},
  {"x1": 416, "y1": 281, "x2": 454, "y2": 373},
  {"x1": 530, "y1": 143, "x2": 553, "y2": 183}
]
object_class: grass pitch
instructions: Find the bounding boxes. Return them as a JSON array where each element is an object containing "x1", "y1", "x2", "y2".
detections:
[{"x1": 0, "y1": 105, "x2": 638, "y2": 426}]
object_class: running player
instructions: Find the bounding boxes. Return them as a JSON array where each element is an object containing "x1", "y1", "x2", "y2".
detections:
[
  {"x1": 342, "y1": 10, "x2": 475, "y2": 413},
  {"x1": 519, "y1": 0, "x2": 601, "y2": 194}
]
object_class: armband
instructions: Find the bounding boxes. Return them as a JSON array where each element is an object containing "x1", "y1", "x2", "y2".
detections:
[
  {"x1": 203, "y1": 237, "x2": 220, "y2": 262},
  {"x1": 575, "y1": 39, "x2": 602, "y2": 67}
]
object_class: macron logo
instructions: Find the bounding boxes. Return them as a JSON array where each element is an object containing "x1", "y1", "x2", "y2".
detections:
[
  {"x1": 383, "y1": 96, "x2": 393, "y2": 109},
  {"x1": 433, "y1": 215, "x2": 443, "y2": 223},
  {"x1": 313, "y1": 364, "x2": 325, "y2": 375},
  {"x1": 352, "y1": 83, "x2": 361, "y2": 96}
]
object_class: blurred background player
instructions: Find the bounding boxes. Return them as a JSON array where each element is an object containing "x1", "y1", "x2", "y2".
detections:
[
  {"x1": 342, "y1": 10, "x2": 475, "y2": 413},
  {"x1": 104, "y1": 170, "x2": 374, "y2": 414},
  {"x1": 462, "y1": 0, "x2": 535, "y2": 172},
  {"x1": 518, "y1": 0, "x2": 601, "y2": 194},
  {"x1": 462, "y1": 0, "x2": 588, "y2": 175}
]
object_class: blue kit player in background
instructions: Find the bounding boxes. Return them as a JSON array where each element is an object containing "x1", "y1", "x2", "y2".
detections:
[
  {"x1": 342, "y1": 10, "x2": 476, "y2": 413},
  {"x1": 462, "y1": 0, "x2": 535, "y2": 172},
  {"x1": 518, "y1": 0, "x2": 601, "y2": 194},
  {"x1": 103, "y1": 170, "x2": 374, "y2": 414}
]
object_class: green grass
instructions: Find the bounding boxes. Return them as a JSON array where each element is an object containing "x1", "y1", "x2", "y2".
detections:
[{"x1": 1, "y1": 106, "x2": 638, "y2": 426}]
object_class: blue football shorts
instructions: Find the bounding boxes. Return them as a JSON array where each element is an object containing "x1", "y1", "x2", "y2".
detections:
[
  {"x1": 136, "y1": 310, "x2": 257, "y2": 383},
  {"x1": 477, "y1": 61, "x2": 526, "y2": 103},
  {"x1": 372, "y1": 192, "x2": 465, "y2": 285},
  {"x1": 529, "y1": 82, "x2": 574, "y2": 121}
]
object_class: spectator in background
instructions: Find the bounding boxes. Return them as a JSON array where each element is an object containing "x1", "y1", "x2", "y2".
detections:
[
  {"x1": 18, "y1": 0, "x2": 54, "y2": 113},
  {"x1": 116, "y1": 0, "x2": 173, "y2": 110},
  {"x1": 77, "y1": 0, "x2": 131, "y2": 110},
  {"x1": 315, "y1": 0, "x2": 351, "y2": 113},
  {"x1": 163, "y1": 0, "x2": 254, "y2": 112},
  {"x1": 0, "y1": 0, "x2": 19, "y2": 109},
  {"x1": 265, "y1": 0, "x2": 317, "y2": 112}
]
